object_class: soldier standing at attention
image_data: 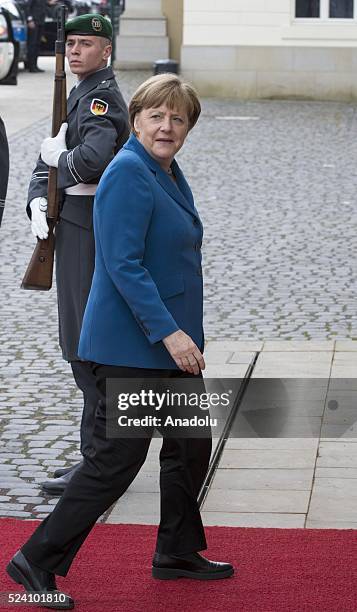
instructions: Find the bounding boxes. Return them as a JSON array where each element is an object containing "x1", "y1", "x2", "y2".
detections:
[{"x1": 27, "y1": 13, "x2": 129, "y2": 494}]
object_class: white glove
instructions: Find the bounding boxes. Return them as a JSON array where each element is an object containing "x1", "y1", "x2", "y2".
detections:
[
  {"x1": 40, "y1": 122, "x2": 68, "y2": 168},
  {"x1": 30, "y1": 197, "x2": 49, "y2": 240}
]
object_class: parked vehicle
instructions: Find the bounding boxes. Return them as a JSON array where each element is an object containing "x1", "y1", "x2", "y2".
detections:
[
  {"x1": 39, "y1": 0, "x2": 124, "y2": 56},
  {"x1": 0, "y1": 0, "x2": 27, "y2": 84},
  {"x1": 39, "y1": 0, "x2": 73, "y2": 56},
  {"x1": 0, "y1": 8, "x2": 14, "y2": 83}
]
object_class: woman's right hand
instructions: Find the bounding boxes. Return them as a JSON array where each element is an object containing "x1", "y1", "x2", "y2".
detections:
[{"x1": 163, "y1": 329, "x2": 205, "y2": 375}]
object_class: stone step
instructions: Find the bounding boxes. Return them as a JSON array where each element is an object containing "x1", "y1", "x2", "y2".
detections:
[
  {"x1": 120, "y1": 17, "x2": 167, "y2": 37},
  {"x1": 116, "y1": 36, "x2": 169, "y2": 70}
]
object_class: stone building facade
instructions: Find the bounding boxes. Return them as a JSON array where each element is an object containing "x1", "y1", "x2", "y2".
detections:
[{"x1": 117, "y1": 1, "x2": 357, "y2": 101}]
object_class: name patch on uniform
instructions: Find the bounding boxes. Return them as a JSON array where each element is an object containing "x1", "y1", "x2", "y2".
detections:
[{"x1": 90, "y1": 98, "x2": 109, "y2": 116}]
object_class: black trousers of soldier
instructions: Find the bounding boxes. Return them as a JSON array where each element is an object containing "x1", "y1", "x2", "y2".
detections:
[
  {"x1": 21, "y1": 365, "x2": 212, "y2": 577},
  {"x1": 71, "y1": 361, "x2": 98, "y2": 456},
  {"x1": 55, "y1": 196, "x2": 98, "y2": 457}
]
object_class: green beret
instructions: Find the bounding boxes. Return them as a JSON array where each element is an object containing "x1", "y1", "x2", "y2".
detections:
[{"x1": 65, "y1": 13, "x2": 113, "y2": 40}]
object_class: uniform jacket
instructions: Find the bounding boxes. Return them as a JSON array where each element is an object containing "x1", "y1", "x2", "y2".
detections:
[
  {"x1": 26, "y1": 0, "x2": 47, "y2": 25},
  {"x1": 26, "y1": 66, "x2": 129, "y2": 361},
  {"x1": 27, "y1": 65, "x2": 129, "y2": 224},
  {"x1": 78, "y1": 134, "x2": 204, "y2": 369},
  {"x1": 0, "y1": 117, "x2": 9, "y2": 227}
]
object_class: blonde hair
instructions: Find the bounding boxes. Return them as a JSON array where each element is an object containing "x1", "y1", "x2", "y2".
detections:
[{"x1": 129, "y1": 73, "x2": 201, "y2": 132}]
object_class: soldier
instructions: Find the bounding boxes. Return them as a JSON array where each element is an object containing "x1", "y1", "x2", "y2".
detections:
[
  {"x1": 0, "y1": 116, "x2": 9, "y2": 227},
  {"x1": 26, "y1": 0, "x2": 47, "y2": 72},
  {"x1": 27, "y1": 13, "x2": 129, "y2": 494}
]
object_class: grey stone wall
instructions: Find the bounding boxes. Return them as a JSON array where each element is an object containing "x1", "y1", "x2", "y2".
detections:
[{"x1": 181, "y1": 45, "x2": 357, "y2": 101}]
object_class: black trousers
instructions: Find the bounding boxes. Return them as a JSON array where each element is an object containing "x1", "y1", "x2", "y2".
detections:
[
  {"x1": 71, "y1": 361, "x2": 98, "y2": 456},
  {"x1": 27, "y1": 23, "x2": 43, "y2": 70},
  {"x1": 22, "y1": 365, "x2": 212, "y2": 577}
]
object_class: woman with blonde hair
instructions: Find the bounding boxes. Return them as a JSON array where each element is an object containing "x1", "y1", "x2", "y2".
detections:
[{"x1": 7, "y1": 74, "x2": 234, "y2": 609}]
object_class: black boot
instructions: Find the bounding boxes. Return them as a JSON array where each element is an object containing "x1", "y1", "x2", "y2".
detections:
[
  {"x1": 152, "y1": 552, "x2": 234, "y2": 580},
  {"x1": 41, "y1": 463, "x2": 82, "y2": 496},
  {"x1": 6, "y1": 551, "x2": 74, "y2": 610},
  {"x1": 53, "y1": 462, "x2": 83, "y2": 479}
]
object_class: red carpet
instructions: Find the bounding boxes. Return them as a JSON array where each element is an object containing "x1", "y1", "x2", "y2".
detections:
[{"x1": 0, "y1": 518, "x2": 356, "y2": 611}]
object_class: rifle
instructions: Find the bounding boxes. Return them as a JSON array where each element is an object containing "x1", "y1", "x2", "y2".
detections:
[{"x1": 21, "y1": 5, "x2": 67, "y2": 290}]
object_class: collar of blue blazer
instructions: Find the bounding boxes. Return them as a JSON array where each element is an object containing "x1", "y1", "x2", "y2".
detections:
[
  {"x1": 67, "y1": 65, "x2": 115, "y2": 115},
  {"x1": 124, "y1": 133, "x2": 201, "y2": 222}
]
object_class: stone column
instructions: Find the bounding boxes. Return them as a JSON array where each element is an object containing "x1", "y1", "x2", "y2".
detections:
[{"x1": 115, "y1": 0, "x2": 169, "y2": 69}]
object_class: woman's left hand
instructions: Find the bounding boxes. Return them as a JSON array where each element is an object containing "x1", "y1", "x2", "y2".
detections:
[{"x1": 163, "y1": 330, "x2": 205, "y2": 375}]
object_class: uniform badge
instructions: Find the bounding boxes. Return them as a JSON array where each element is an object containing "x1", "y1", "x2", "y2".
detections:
[
  {"x1": 90, "y1": 98, "x2": 109, "y2": 116},
  {"x1": 91, "y1": 17, "x2": 103, "y2": 32}
]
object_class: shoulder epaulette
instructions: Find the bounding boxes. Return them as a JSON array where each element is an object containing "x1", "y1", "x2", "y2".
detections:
[{"x1": 96, "y1": 80, "x2": 111, "y2": 90}]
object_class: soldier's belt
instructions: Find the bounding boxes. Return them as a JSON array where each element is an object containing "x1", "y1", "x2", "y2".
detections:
[{"x1": 65, "y1": 183, "x2": 98, "y2": 196}]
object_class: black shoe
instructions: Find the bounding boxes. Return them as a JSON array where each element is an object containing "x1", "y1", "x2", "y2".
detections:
[
  {"x1": 152, "y1": 552, "x2": 234, "y2": 580},
  {"x1": 53, "y1": 462, "x2": 83, "y2": 479},
  {"x1": 41, "y1": 465, "x2": 80, "y2": 496},
  {"x1": 6, "y1": 551, "x2": 74, "y2": 610},
  {"x1": 29, "y1": 67, "x2": 45, "y2": 73}
]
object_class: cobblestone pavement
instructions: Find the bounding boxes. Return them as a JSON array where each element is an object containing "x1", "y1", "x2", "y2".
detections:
[
  {"x1": 187, "y1": 99, "x2": 357, "y2": 341},
  {"x1": 1, "y1": 69, "x2": 357, "y2": 518}
]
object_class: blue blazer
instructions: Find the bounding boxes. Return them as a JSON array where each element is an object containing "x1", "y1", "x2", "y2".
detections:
[{"x1": 78, "y1": 133, "x2": 204, "y2": 369}]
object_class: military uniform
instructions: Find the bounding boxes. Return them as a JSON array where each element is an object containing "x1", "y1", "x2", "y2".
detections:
[
  {"x1": 28, "y1": 66, "x2": 129, "y2": 359},
  {"x1": 27, "y1": 64, "x2": 129, "y2": 456},
  {"x1": 26, "y1": 0, "x2": 47, "y2": 72},
  {"x1": 0, "y1": 117, "x2": 9, "y2": 227}
]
